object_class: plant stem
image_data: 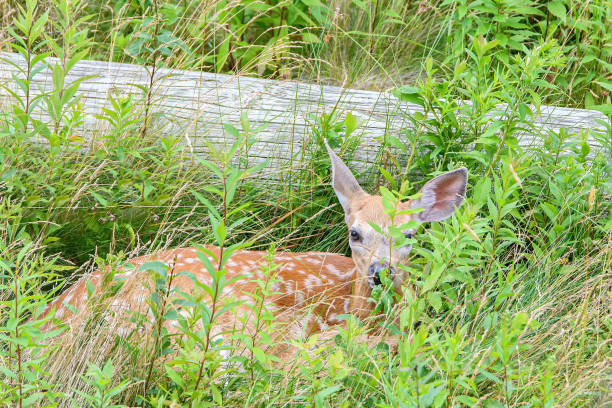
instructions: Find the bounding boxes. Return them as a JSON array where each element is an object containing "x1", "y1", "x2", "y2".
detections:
[
  {"x1": 143, "y1": 256, "x2": 178, "y2": 398},
  {"x1": 190, "y1": 173, "x2": 228, "y2": 406},
  {"x1": 14, "y1": 265, "x2": 23, "y2": 408},
  {"x1": 141, "y1": 0, "x2": 161, "y2": 139}
]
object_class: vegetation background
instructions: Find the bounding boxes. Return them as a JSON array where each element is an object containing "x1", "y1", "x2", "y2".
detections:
[{"x1": 0, "y1": 0, "x2": 610, "y2": 406}]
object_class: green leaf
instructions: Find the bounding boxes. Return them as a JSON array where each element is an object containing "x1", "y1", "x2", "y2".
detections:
[
  {"x1": 301, "y1": 32, "x2": 321, "y2": 44},
  {"x1": 223, "y1": 123, "x2": 240, "y2": 138},
  {"x1": 193, "y1": 191, "x2": 221, "y2": 221},
  {"x1": 349, "y1": 0, "x2": 370, "y2": 15},
  {"x1": 589, "y1": 104, "x2": 612, "y2": 115},
  {"x1": 64, "y1": 302, "x2": 79, "y2": 314},
  {"x1": 211, "y1": 383, "x2": 223, "y2": 404},
  {"x1": 86, "y1": 279, "x2": 96, "y2": 298},
  {"x1": 216, "y1": 221, "x2": 227, "y2": 244},
  {"x1": 51, "y1": 63, "x2": 64, "y2": 90},
  {"x1": 196, "y1": 248, "x2": 217, "y2": 279},
  {"x1": 31, "y1": 119, "x2": 51, "y2": 141},
  {"x1": 315, "y1": 384, "x2": 342, "y2": 399},
  {"x1": 473, "y1": 177, "x2": 492, "y2": 207},
  {"x1": 391, "y1": 86, "x2": 424, "y2": 106},
  {"x1": 22, "y1": 393, "x2": 45, "y2": 406},
  {"x1": 548, "y1": 1, "x2": 566, "y2": 21},
  {"x1": 427, "y1": 291, "x2": 443, "y2": 312},
  {"x1": 379, "y1": 166, "x2": 397, "y2": 190},
  {"x1": 422, "y1": 262, "x2": 444, "y2": 293},
  {"x1": 252, "y1": 346, "x2": 268, "y2": 365},
  {"x1": 90, "y1": 191, "x2": 108, "y2": 207},
  {"x1": 138, "y1": 261, "x2": 168, "y2": 275},
  {"x1": 368, "y1": 222, "x2": 384, "y2": 234},
  {"x1": 0, "y1": 365, "x2": 17, "y2": 379},
  {"x1": 487, "y1": 197, "x2": 499, "y2": 219},
  {"x1": 216, "y1": 37, "x2": 231, "y2": 73},
  {"x1": 344, "y1": 111, "x2": 359, "y2": 136}
]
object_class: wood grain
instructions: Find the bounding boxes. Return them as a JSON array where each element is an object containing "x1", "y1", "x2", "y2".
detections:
[{"x1": 0, "y1": 52, "x2": 608, "y2": 178}]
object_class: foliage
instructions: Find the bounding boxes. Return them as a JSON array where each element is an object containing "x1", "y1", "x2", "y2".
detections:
[
  {"x1": 0, "y1": 0, "x2": 610, "y2": 407},
  {"x1": 439, "y1": 0, "x2": 612, "y2": 109},
  {"x1": 74, "y1": 360, "x2": 130, "y2": 408}
]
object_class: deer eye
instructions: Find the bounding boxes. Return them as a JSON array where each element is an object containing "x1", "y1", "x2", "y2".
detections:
[
  {"x1": 404, "y1": 231, "x2": 414, "y2": 239},
  {"x1": 350, "y1": 229, "x2": 361, "y2": 241}
]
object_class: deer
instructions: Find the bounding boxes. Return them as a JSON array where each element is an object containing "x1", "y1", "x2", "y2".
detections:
[{"x1": 41, "y1": 142, "x2": 467, "y2": 359}]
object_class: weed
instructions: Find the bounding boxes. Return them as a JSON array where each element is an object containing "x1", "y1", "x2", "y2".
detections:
[{"x1": 0, "y1": 0, "x2": 610, "y2": 406}]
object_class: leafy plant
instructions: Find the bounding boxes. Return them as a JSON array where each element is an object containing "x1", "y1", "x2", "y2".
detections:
[
  {"x1": 0, "y1": 0, "x2": 610, "y2": 406},
  {"x1": 32, "y1": 0, "x2": 93, "y2": 149},
  {"x1": 0, "y1": 202, "x2": 65, "y2": 407},
  {"x1": 1, "y1": 0, "x2": 49, "y2": 136},
  {"x1": 74, "y1": 360, "x2": 130, "y2": 408}
]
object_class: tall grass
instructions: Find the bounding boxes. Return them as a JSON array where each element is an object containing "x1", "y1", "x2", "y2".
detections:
[{"x1": 0, "y1": 0, "x2": 610, "y2": 406}]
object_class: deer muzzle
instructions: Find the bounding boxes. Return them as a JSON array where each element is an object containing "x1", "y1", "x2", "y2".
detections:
[{"x1": 368, "y1": 261, "x2": 395, "y2": 288}]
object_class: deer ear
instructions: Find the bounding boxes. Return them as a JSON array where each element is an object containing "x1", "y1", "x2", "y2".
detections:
[
  {"x1": 411, "y1": 168, "x2": 468, "y2": 222},
  {"x1": 325, "y1": 140, "x2": 365, "y2": 216}
]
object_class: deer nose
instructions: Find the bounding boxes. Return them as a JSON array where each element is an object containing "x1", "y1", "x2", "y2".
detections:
[{"x1": 368, "y1": 261, "x2": 395, "y2": 286}]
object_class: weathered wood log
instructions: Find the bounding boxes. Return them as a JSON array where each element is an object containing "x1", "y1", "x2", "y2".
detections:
[{"x1": 0, "y1": 52, "x2": 608, "y2": 178}]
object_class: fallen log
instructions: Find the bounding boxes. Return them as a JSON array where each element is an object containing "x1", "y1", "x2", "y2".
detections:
[{"x1": 0, "y1": 52, "x2": 608, "y2": 178}]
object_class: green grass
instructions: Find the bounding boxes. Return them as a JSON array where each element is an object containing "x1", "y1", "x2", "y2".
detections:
[{"x1": 0, "y1": 0, "x2": 611, "y2": 406}]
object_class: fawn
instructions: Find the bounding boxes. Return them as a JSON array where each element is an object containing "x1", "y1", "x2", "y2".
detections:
[{"x1": 43, "y1": 143, "x2": 467, "y2": 355}]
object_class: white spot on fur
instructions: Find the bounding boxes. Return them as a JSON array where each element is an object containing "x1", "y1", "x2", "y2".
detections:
[
  {"x1": 305, "y1": 256, "x2": 322, "y2": 265},
  {"x1": 55, "y1": 308, "x2": 65, "y2": 319},
  {"x1": 325, "y1": 263, "x2": 353, "y2": 279},
  {"x1": 284, "y1": 281, "x2": 295, "y2": 293},
  {"x1": 226, "y1": 259, "x2": 238, "y2": 268},
  {"x1": 185, "y1": 258, "x2": 198, "y2": 264},
  {"x1": 343, "y1": 298, "x2": 350, "y2": 313},
  {"x1": 305, "y1": 275, "x2": 323, "y2": 288},
  {"x1": 275, "y1": 255, "x2": 293, "y2": 261},
  {"x1": 241, "y1": 264, "x2": 257, "y2": 277}
]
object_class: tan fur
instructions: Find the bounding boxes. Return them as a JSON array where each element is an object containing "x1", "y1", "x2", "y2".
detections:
[{"x1": 345, "y1": 194, "x2": 416, "y2": 291}]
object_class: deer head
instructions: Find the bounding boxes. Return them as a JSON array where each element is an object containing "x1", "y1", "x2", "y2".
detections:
[{"x1": 325, "y1": 142, "x2": 467, "y2": 291}]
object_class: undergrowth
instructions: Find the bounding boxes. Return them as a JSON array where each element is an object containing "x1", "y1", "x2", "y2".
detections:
[{"x1": 0, "y1": 0, "x2": 610, "y2": 406}]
